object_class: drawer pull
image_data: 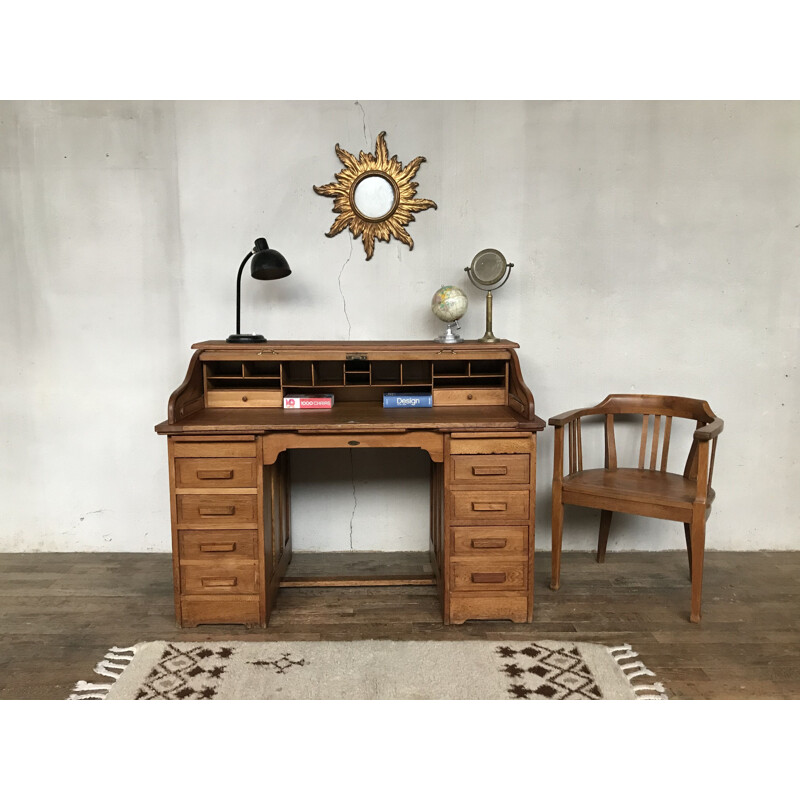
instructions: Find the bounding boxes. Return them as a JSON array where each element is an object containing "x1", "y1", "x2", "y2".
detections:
[
  {"x1": 199, "y1": 542, "x2": 236, "y2": 553},
  {"x1": 196, "y1": 469, "x2": 234, "y2": 480},
  {"x1": 472, "y1": 502, "x2": 507, "y2": 512},
  {"x1": 471, "y1": 538, "x2": 507, "y2": 549},
  {"x1": 471, "y1": 572, "x2": 507, "y2": 584},
  {"x1": 198, "y1": 506, "x2": 236, "y2": 516},
  {"x1": 201, "y1": 576, "x2": 238, "y2": 588},
  {"x1": 472, "y1": 466, "x2": 508, "y2": 476}
]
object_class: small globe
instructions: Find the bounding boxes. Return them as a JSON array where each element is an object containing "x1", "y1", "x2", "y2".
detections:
[{"x1": 431, "y1": 285, "x2": 468, "y2": 323}]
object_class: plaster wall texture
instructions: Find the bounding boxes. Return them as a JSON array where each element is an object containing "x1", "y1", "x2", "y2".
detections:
[{"x1": 1, "y1": 99, "x2": 798, "y2": 553}]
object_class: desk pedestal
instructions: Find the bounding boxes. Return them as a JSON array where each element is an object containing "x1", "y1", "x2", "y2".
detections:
[{"x1": 167, "y1": 430, "x2": 536, "y2": 627}]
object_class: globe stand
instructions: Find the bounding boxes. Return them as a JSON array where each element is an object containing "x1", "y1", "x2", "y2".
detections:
[{"x1": 435, "y1": 319, "x2": 463, "y2": 344}]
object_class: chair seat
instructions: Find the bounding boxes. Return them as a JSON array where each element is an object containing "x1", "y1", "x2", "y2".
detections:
[{"x1": 561, "y1": 468, "x2": 715, "y2": 522}]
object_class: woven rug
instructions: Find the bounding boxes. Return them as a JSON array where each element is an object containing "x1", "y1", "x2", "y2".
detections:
[{"x1": 68, "y1": 639, "x2": 667, "y2": 700}]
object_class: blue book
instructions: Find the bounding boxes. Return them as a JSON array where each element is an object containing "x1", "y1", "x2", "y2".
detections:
[{"x1": 383, "y1": 393, "x2": 433, "y2": 408}]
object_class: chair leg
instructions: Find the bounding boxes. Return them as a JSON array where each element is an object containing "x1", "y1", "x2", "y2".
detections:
[
  {"x1": 689, "y1": 508, "x2": 706, "y2": 623},
  {"x1": 597, "y1": 510, "x2": 613, "y2": 563},
  {"x1": 550, "y1": 488, "x2": 564, "y2": 590},
  {"x1": 683, "y1": 523, "x2": 693, "y2": 581}
]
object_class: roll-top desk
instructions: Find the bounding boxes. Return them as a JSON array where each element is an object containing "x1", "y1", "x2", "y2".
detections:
[{"x1": 155, "y1": 340, "x2": 545, "y2": 627}]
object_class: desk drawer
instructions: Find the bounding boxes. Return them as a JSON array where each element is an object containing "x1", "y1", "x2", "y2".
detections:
[
  {"x1": 172, "y1": 440, "x2": 257, "y2": 459},
  {"x1": 451, "y1": 454, "x2": 529, "y2": 485},
  {"x1": 449, "y1": 490, "x2": 529, "y2": 522},
  {"x1": 433, "y1": 388, "x2": 506, "y2": 406},
  {"x1": 181, "y1": 563, "x2": 258, "y2": 595},
  {"x1": 175, "y1": 458, "x2": 257, "y2": 489},
  {"x1": 449, "y1": 435, "x2": 531, "y2": 455},
  {"x1": 450, "y1": 560, "x2": 528, "y2": 592},
  {"x1": 206, "y1": 389, "x2": 282, "y2": 408},
  {"x1": 177, "y1": 494, "x2": 258, "y2": 527},
  {"x1": 179, "y1": 530, "x2": 257, "y2": 561},
  {"x1": 181, "y1": 596, "x2": 261, "y2": 626},
  {"x1": 452, "y1": 526, "x2": 528, "y2": 557},
  {"x1": 448, "y1": 593, "x2": 529, "y2": 624}
]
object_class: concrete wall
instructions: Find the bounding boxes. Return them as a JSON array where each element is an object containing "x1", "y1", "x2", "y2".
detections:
[{"x1": 1, "y1": 100, "x2": 798, "y2": 553}]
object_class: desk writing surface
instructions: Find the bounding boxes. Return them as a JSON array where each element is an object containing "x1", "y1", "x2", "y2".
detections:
[{"x1": 156, "y1": 402, "x2": 543, "y2": 434}]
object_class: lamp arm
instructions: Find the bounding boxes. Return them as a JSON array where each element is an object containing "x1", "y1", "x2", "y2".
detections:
[{"x1": 234, "y1": 250, "x2": 255, "y2": 336}]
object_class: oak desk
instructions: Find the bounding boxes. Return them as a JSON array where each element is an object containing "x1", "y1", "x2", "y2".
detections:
[{"x1": 155, "y1": 340, "x2": 545, "y2": 627}]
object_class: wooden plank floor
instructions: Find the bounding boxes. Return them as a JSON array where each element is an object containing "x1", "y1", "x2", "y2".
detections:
[{"x1": 1, "y1": 550, "x2": 799, "y2": 699}]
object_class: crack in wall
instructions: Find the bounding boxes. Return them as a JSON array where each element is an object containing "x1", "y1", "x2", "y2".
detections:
[
  {"x1": 354, "y1": 100, "x2": 369, "y2": 147},
  {"x1": 338, "y1": 235, "x2": 353, "y2": 339},
  {"x1": 59, "y1": 509, "x2": 104, "y2": 536}
]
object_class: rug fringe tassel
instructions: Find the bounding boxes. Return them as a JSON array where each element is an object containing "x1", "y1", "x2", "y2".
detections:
[
  {"x1": 607, "y1": 643, "x2": 668, "y2": 700},
  {"x1": 68, "y1": 645, "x2": 139, "y2": 700}
]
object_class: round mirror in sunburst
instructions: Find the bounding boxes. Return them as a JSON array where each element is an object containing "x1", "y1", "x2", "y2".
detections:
[{"x1": 314, "y1": 131, "x2": 437, "y2": 260}]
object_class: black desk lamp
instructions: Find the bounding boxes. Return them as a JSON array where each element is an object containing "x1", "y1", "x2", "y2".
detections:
[{"x1": 227, "y1": 237, "x2": 291, "y2": 344}]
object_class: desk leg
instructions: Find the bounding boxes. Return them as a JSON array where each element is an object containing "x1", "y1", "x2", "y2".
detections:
[
  {"x1": 263, "y1": 450, "x2": 292, "y2": 625},
  {"x1": 429, "y1": 460, "x2": 446, "y2": 620}
]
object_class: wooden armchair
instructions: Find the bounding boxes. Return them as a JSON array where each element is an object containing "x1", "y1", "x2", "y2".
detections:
[{"x1": 549, "y1": 395, "x2": 723, "y2": 622}]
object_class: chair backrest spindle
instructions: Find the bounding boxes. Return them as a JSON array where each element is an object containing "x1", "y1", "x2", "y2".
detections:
[
  {"x1": 660, "y1": 416, "x2": 672, "y2": 472},
  {"x1": 567, "y1": 419, "x2": 584, "y2": 473},
  {"x1": 649, "y1": 415, "x2": 662, "y2": 470},
  {"x1": 709, "y1": 437, "x2": 718, "y2": 489},
  {"x1": 638, "y1": 415, "x2": 650, "y2": 469},
  {"x1": 604, "y1": 414, "x2": 617, "y2": 469}
]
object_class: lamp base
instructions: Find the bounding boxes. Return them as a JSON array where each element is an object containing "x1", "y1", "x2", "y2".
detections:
[{"x1": 226, "y1": 333, "x2": 267, "y2": 344}]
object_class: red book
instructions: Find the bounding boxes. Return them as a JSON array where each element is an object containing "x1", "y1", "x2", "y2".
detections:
[{"x1": 283, "y1": 395, "x2": 334, "y2": 409}]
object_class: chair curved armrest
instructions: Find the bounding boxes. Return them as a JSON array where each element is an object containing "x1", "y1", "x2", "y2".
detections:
[
  {"x1": 694, "y1": 417, "x2": 724, "y2": 441},
  {"x1": 548, "y1": 408, "x2": 592, "y2": 427}
]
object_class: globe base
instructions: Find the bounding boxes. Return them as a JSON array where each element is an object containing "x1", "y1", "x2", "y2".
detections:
[{"x1": 435, "y1": 321, "x2": 463, "y2": 344}]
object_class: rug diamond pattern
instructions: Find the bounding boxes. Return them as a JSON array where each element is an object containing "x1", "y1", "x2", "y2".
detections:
[
  {"x1": 495, "y1": 643, "x2": 603, "y2": 699},
  {"x1": 136, "y1": 644, "x2": 232, "y2": 700}
]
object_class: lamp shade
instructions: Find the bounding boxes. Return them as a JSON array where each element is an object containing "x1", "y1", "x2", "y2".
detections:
[{"x1": 251, "y1": 237, "x2": 291, "y2": 280}]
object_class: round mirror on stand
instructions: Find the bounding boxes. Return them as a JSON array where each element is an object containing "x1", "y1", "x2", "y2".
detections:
[{"x1": 465, "y1": 248, "x2": 514, "y2": 343}]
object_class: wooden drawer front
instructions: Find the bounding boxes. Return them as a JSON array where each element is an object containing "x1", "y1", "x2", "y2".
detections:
[
  {"x1": 449, "y1": 436, "x2": 531, "y2": 455},
  {"x1": 175, "y1": 457, "x2": 257, "y2": 489},
  {"x1": 179, "y1": 530, "x2": 257, "y2": 561},
  {"x1": 172, "y1": 440, "x2": 257, "y2": 459},
  {"x1": 449, "y1": 594, "x2": 529, "y2": 624},
  {"x1": 451, "y1": 454, "x2": 529, "y2": 485},
  {"x1": 451, "y1": 560, "x2": 528, "y2": 592},
  {"x1": 206, "y1": 389, "x2": 282, "y2": 408},
  {"x1": 433, "y1": 388, "x2": 506, "y2": 406},
  {"x1": 181, "y1": 563, "x2": 258, "y2": 595},
  {"x1": 181, "y1": 597, "x2": 260, "y2": 626},
  {"x1": 177, "y1": 494, "x2": 257, "y2": 526},
  {"x1": 452, "y1": 526, "x2": 528, "y2": 557},
  {"x1": 449, "y1": 490, "x2": 529, "y2": 522}
]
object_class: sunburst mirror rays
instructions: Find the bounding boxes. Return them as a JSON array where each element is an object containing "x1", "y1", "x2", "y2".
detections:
[{"x1": 314, "y1": 131, "x2": 437, "y2": 260}]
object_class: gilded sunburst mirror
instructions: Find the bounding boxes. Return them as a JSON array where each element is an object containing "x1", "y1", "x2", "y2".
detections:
[{"x1": 314, "y1": 131, "x2": 437, "y2": 260}]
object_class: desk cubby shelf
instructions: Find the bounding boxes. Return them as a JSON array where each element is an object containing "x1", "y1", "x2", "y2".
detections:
[
  {"x1": 201, "y1": 351, "x2": 509, "y2": 406},
  {"x1": 157, "y1": 340, "x2": 544, "y2": 627}
]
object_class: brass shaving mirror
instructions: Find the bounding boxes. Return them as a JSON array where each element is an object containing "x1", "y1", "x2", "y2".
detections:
[
  {"x1": 465, "y1": 248, "x2": 514, "y2": 343},
  {"x1": 314, "y1": 131, "x2": 437, "y2": 260}
]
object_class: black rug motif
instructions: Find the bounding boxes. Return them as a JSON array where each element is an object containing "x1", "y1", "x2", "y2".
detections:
[
  {"x1": 495, "y1": 642, "x2": 604, "y2": 699},
  {"x1": 135, "y1": 643, "x2": 234, "y2": 700}
]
